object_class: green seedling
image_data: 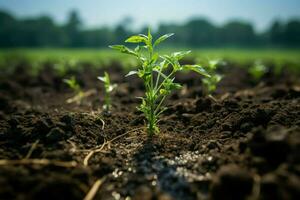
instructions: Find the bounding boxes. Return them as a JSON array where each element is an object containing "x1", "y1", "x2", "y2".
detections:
[
  {"x1": 98, "y1": 72, "x2": 117, "y2": 112},
  {"x1": 202, "y1": 59, "x2": 223, "y2": 97},
  {"x1": 63, "y1": 76, "x2": 84, "y2": 104},
  {"x1": 249, "y1": 60, "x2": 267, "y2": 81},
  {"x1": 110, "y1": 29, "x2": 210, "y2": 135}
]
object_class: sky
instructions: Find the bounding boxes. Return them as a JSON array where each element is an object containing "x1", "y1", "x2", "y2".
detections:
[{"x1": 0, "y1": 0, "x2": 299, "y2": 31}]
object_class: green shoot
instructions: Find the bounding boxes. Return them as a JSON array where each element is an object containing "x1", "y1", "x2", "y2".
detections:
[
  {"x1": 249, "y1": 60, "x2": 267, "y2": 81},
  {"x1": 109, "y1": 28, "x2": 210, "y2": 136},
  {"x1": 98, "y1": 72, "x2": 117, "y2": 112},
  {"x1": 202, "y1": 59, "x2": 223, "y2": 97},
  {"x1": 63, "y1": 76, "x2": 84, "y2": 104}
]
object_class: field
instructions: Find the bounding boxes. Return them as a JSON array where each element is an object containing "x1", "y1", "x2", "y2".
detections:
[
  {"x1": 0, "y1": 48, "x2": 300, "y2": 200},
  {"x1": 1, "y1": 48, "x2": 300, "y2": 67}
]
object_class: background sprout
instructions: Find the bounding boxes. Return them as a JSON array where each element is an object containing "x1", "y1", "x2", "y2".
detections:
[
  {"x1": 98, "y1": 72, "x2": 117, "y2": 112},
  {"x1": 249, "y1": 60, "x2": 267, "y2": 81},
  {"x1": 110, "y1": 29, "x2": 210, "y2": 135},
  {"x1": 202, "y1": 59, "x2": 223, "y2": 97},
  {"x1": 63, "y1": 76, "x2": 84, "y2": 104}
]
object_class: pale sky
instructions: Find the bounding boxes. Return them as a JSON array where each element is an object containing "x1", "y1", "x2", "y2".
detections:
[{"x1": 0, "y1": 0, "x2": 299, "y2": 31}]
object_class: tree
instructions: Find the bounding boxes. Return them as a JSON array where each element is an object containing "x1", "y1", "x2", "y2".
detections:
[
  {"x1": 219, "y1": 21, "x2": 256, "y2": 46},
  {"x1": 284, "y1": 20, "x2": 300, "y2": 46},
  {"x1": 64, "y1": 10, "x2": 83, "y2": 47},
  {"x1": 183, "y1": 19, "x2": 217, "y2": 47},
  {"x1": 269, "y1": 20, "x2": 284, "y2": 45}
]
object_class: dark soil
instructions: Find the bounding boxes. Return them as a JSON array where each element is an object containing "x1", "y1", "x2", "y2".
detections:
[{"x1": 0, "y1": 61, "x2": 300, "y2": 200}]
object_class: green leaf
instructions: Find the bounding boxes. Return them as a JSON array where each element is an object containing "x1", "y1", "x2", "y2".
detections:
[
  {"x1": 160, "y1": 55, "x2": 175, "y2": 66},
  {"x1": 154, "y1": 33, "x2": 174, "y2": 47},
  {"x1": 108, "y1": 84, "x2": 117, "y2": 92},
  {"x1": 150, "y1": 53, "x2": 159, "y2": 64},
  {"x1": 138, "y1": 34, "x2": 148, "y2": 38},
  {"x1": 125, "y1": 35, "x2": 147, "y2": 43},
  {"x1": 148, "y1": 28, "x2": 152, "y2": 42},
  {"x1": 109, "y1": 45, "x2": 137, "y2": 56},
  {"x1": 208, "y1": 59, "x2": 220, "y2": 68},
  {"x1": 160, "y1": 60, "x2": 169, "y2": 70},
  {"x1": 172, "y1": 51, "x2": 191, "y2": 60},
  {"x1": 125, "y1": 70, "x2": 138, "y2": 77},
  {"x1": 104, "y1": 72, "x2": 110, "y2": 84},
  {"x1": 159, "y1": 89, "x2": 169, "y2": 95},
  {"x1": 134, "y1": 45, "x2": 141, "y2": 53},
  {"x1": 170, "y1": 82, "x2": 182, "y2": 90},
  {"x1": 98, "y1": 72, "x2": 110, "y2": 85},
  {"x1": 153, "y1": 69, "x2": 168, "y2": 80},
  {"x1": 97, "y1": 76, "x2": 105, "y2": 82},
  {"x1": 162, "y1": 78, "x2": 181, "y2": 91},
  {"x1": 183, "y1": 65, "x2": 211, "y2": 77},
  {"x1": 213, "y1": 74, "x2": 223, "y2": 82}
]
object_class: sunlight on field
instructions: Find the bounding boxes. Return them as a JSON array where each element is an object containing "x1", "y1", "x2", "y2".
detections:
[
  {"x1": 1, "y1": 48, "x2": 299, "y2": 63},
  {"x1": 1, "y1": 48, "x2": 300, "y2": 73}
]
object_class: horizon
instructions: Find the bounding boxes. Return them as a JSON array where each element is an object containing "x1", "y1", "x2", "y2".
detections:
[{"x1": 0, "y1": 0, "x2": 300, "y2": 32}]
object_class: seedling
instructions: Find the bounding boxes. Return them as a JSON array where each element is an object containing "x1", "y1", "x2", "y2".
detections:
[
  {"x1": 98, "y1": 72, "x2": 117, "y2": 112},
  {"x1": 202, "y1": 59, "x2": 223, "y2": 97},
  {"x1": 249, "y1": 60, "x2": 267, "y2": 81},
  {"x1": 63, "y1": 76, "x2": 84, "y2": 104},
  {"x1": 110, "y1": 29, "x2": 210, "y2": 135}
]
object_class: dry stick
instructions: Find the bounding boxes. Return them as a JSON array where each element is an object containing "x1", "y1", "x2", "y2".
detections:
[
  {"x1": 83, "y1": 177, "x2": 106, "y2": 200},
  {"x1": 83, "y1": 142, "x2": 107, "y2": 166},
  {"x1": 99, "y1": 118, "x2": 105, "y2": 130},
  {"x1": 24, "y1": 139, "x2": 39, "y2": 159},
  {"x1": 83, "y1": 127, "x2": 143, "y2": 166},
  {"x1": 0, "y1": 159, "x2": 77, "y2": 168}
]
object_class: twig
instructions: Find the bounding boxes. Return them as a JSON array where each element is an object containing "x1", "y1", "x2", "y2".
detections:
[
  {"x1": 83, "y1": 142, "x2": 107, "y2": 166},
  {"x1": 208, "y1": 94, "x2": 218, "y2": 103},
  {"x1": 83, "y1": 177, "x2": 106, "y2": 200},
  {"x1": 25, "y1": 140, "x2": 39, "y2": 159},
  {"x1": 99, "y1": 118, "x2": 105, "y2": 130},
  {"x1": 0, "y1": 159, "x2": 78, "y2": 168},
  {"x1": 83, "y1": 127, "x2": 143, "y2": 166}
]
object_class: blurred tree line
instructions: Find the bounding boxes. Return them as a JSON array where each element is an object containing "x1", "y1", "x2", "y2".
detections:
[{"x1": 0, "y1": 10, "x2": 299, "y2": 48}]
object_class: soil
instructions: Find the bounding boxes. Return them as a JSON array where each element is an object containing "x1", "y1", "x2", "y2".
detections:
[{"x1": 0, "y1": 61, "x2": 300, "y2": 200}]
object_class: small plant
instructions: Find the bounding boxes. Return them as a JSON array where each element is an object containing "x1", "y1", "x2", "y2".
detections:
[
  {"x1": 202, "y1": 59, "x2": 223, "y2": 97},
  {"x1": 109, "y1": 29, "x2": 210, "y2": 135},
  {"x1": 249, "y1": 60, "x2": 267, "y2": 81},
  {"x1": 98, "y1": 72, "x2": 117, "y2": 112},
  {"x1": 63, "y1": 76, "x2": 84, "y2": 104}
]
